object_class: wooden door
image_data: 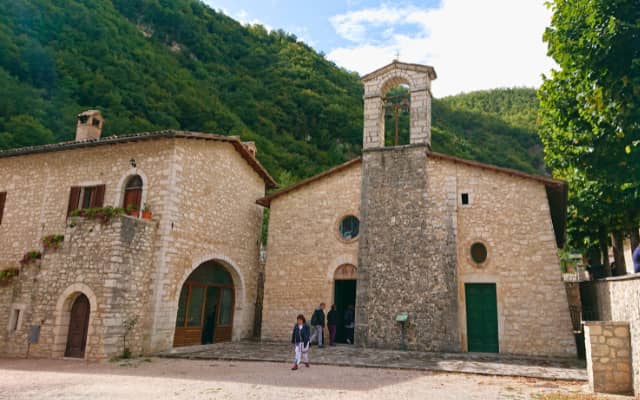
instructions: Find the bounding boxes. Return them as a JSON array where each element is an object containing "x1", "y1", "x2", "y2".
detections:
[
  {"x1": 65, "y1": 294, "x2": 90, "y2": 358},
  {"x1": 465, "y1": 283, "x2": 499, "y2": 353}
]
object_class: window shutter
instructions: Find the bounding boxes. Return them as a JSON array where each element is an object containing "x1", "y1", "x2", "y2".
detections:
[
  {"x1": 0, "y1": 192, "x2": 6, "y2": 225},
  {"x1": 67, "y1": 187, "x2": 81, "y2": 217},
  {"x1": 92, "y1": 184, "x2": 106, "y2": 207}
]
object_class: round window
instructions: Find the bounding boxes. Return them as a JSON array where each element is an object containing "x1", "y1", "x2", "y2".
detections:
[
  {"x1": 470, "y1": 242, "x2": 488, "y2": 264},
  {"x1": 339, "y1": 215, "x2": 360, "y2": 240}
]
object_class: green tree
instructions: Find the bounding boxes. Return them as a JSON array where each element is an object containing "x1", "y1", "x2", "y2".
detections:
[{"x1": 539, "y1": 0, "x2": 640, "y2": 268}]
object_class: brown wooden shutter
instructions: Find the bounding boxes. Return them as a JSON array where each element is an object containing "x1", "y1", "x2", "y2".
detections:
[
  {"x1": 92, "y1": 184, "x2": 106, "y2": 207},
  {"x1": 0, "y1": 192, "x2": 6, "y2": 225},
  {"x1": 67, "y1": 187, "x2": 81, "y2": 217}
]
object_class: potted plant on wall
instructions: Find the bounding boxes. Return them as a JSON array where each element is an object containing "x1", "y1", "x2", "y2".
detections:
[
  {"x1": 127, "y1": 204, "x2": 139, "y2": 218},
  {"x1": 141, "y1": 203, "x2": 152, "y2": 220},
  {"x1": 0, "y1": 267, "x2": 19, "y2": 287}
]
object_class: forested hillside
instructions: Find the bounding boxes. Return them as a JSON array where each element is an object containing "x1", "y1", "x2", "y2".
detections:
[{"x1": 0, "y1": 0, "x2": 544, "y2": 183}]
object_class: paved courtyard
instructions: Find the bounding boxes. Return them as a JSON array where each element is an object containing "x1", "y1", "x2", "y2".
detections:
[
  {"x1": 160, "y1": 341, "x2": 588, "y2": 381},
  {"x1": 0, "y1": 357, "x2": 628, "y2": 400}
]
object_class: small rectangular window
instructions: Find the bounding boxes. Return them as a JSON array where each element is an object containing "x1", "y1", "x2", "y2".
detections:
[
  {"x1": 67, "y1": 184, "x2": 106, "y2": 216},
  {"x1": 461, "y1": 193, "x2": 469, "y2": 205}
]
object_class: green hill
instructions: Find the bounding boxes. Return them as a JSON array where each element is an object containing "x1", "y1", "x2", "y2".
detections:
[{"x1": 0, "y1": 0, "x2": 544, "y2": 182}]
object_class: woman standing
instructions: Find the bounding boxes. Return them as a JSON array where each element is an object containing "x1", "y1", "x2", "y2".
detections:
[
  {"x1": 291, "y1": 314, "x2": 310, "y2": 370},
  {"x1": 327, "y1": 304, "x2": 337, "y2": 346}
]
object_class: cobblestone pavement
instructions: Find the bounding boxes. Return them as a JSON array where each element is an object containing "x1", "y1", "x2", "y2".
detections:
[
  {"x1": 159, "y1": 341, "x2": 587, "y2": 381},
  {"x1": 0, "y1": 357, "x2": 619, "y2": 400}
]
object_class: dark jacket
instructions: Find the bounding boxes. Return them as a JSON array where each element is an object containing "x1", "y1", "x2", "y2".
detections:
[
  {"x1": 634, "y1": 245, "x2": 640, "y2": 273},
  {"x1": 291, "y1": 323, "x2": 310, "y2": 345},
  {"x1": 310, "y1": 307, "x2": 325, "y2": 327},
  {"x1": 327, "y1": 309, "x2": 337, "y2": 326},
  {"x1": 344, "y1": 308, "x2": 355, "y2": 327}
]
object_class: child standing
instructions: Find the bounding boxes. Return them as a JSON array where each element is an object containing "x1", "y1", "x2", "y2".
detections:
[{"x1": 291, "y1": 314, "x2": 310, "y2": 370}]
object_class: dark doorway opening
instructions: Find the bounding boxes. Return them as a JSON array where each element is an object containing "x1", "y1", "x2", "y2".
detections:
[
  {"x1": 174, "y1": 261, "x2": 235, "y2": 347},
  {"x1": 334, "y1": 279, "x2": 356, "y2": 344},
  {"x1": 65, "y1": 294, "x2": 90, "y2": 358},
  {"x1": 465, "y1": 283, "x2": 499, "y2": 353}
]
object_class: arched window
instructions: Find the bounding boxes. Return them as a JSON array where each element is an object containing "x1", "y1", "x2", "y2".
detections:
[
  {"x1": 123, "y1": 175, "x2": 143, "y2": 212},
  {"x1": 383, "y1": 84, "x2": 410, "y2": 146}
]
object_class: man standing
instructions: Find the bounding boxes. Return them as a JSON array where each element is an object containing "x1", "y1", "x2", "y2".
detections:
[
  {"x1": 344, "y1": 304, "x2": 355, "y2": 344},
  {"x1": 327, "y1": 304, "x2": 337, "y2": 346},
  {"x1": 310, "y1": 303, "x2": 326, "y2": 348}
]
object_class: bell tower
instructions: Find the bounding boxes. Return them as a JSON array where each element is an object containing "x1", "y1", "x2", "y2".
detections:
[
  {"x1": 361, "y1": 61, "x2": 436, "y2": 150},
  {"x1": 356, "y1": 61, "x2": 460, "y2": 352}
]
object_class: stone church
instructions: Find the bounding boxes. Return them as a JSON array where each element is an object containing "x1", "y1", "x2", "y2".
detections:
[{"x1": 0, "y1": 61, "x2": 575, "y2": 360}]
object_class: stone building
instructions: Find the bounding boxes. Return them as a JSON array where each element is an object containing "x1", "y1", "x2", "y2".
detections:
[
  {"x1": 0, "y1": 110, "x2": 275, "y2": 359},
  {"x1": 0, "y1": 60, "x2": 576, "y2": 360},
  {"x1": 259, "y1": 61, "x2": 576, "y2": 357}
]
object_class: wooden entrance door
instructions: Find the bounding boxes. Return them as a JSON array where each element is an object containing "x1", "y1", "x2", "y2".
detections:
[
  {"x1": 173, "y1": 262, "x2": 235, "y2": 347},
  {"x1": 65, "y1": 294, "x2": 90, "y2": 358},
  {"x1": 465, "y1": 283, "x2": 499, "y2": 353}
]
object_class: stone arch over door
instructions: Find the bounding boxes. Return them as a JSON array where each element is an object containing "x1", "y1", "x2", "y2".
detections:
[
  {"x1": 333, "y1": 264, "x2": 357, "y2": 344},
  {"x1": 173, "y1": 254, "x2": 246, "y2": 346},
  {"x1": 52, "y1": 283, "x2": 98, "y2": 359},
  {"x1": 361, "y1": 61, "x2": 436, "y2": 149}
]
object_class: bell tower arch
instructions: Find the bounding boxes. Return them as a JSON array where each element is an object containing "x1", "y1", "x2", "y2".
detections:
[{"x1": 361, "y1": 61, "x2": 436, "y2": 149}]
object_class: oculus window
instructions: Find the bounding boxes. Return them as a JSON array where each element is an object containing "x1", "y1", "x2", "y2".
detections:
[{"x1": 339, "y1": 215, "x2": 360, "y2": 240}]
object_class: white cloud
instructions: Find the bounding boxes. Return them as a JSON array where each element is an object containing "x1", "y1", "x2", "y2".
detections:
[{"x1": 327, "y1": 0, "x2": 556, "y2": 97}]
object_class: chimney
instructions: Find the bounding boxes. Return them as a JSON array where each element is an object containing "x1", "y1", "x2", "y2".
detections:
[
  {"x1": 75, "y1": 110, "x2": 103, "y2": 141},
  {"x1": 243, "y1": 141, "x2": 257, "y2": 157}
]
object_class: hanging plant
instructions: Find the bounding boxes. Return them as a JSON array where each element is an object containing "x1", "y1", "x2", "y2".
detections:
[
  {"x1": 42, "y1": 234, "x2": 65, "y2": 251},
  {"x1": 69, "y1": 206, "x2": 125, "y2": 224},
  {"x1": 0, "y1": 267, "x2": 20, "y2": 286},
  {"x1": 20, "y1": 250, "x2": 42, "y2": 266}
]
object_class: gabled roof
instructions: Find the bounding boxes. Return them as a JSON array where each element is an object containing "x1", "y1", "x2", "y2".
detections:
[
  {"x1": 360, "y1": 60, "x2": 437, "y2": 82},
  {"x1": 255, "y1": 149, "x2": 567, "y2": 248},
  {"x1": 0, "y1": 130, "x2": 277, "y2": 188}
]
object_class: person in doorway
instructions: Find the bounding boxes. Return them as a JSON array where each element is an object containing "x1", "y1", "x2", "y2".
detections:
[
  {"x1": 344, "y1": 304, "x2": 355, "y2": 344},
  {"x1": 310, "y1": 303, "x2": 326, "y2": 348},
  {"x1": 291, "y1": 314, "x2": 310, "y2": 370},
  {"x1": 327, "y1": 304, "x2": 337, "y2": 346},
  {"x1": 633, "y1": 244, "x2": 640, "y2": 273}
]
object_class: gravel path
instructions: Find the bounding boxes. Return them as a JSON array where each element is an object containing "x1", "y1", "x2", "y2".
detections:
[{"x1": 0, "y1": 357, "x2": 624, "y2": 400}]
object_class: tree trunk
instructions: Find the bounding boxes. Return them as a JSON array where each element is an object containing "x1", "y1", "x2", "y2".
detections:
[
  {"x1": 630, "y1": 227, "x2": 640, "y2": 253},
  {"x1": 611, "y1": 231, "x2": 626, "y2": 276},
  {"x1": 599, "y1": 227, "x2": 611, "y2": 277}
]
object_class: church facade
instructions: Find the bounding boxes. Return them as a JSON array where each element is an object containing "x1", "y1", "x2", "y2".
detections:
[
  {"x1": 0, "y1": 61, "x2": 575, "y2": 360},
  {"x1": 259, "y1": 62, "x2": 576, "y2": 357}
]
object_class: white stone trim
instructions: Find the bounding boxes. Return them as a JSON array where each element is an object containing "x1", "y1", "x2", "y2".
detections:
[
  {"x1": 326, "y1": 255, "x2": 358, "y2": 281},
  {"x1": 457, "y1": 276, "x2": 504, "y2": 354},
  {"x1": 7, "y1": 303, "x2": 26, "y2": 332},
  {"x1": 52, "y1": 283, "x2": 98, "y2": 359}
]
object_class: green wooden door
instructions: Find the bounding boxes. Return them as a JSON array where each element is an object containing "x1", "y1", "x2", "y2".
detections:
[{"x1": 465, "y1": 283, "x2": 499, "y2": 353}]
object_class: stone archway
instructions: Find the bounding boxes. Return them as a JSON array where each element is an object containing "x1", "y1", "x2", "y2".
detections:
[
  {"x1": 333, "y1": 264, "x2": 357, "y2": 344},
  {"x1": 173, "y1": 260, "x2": 236, "y2": 347},
  {"x1": 52, "y1": 283, "x2": 98, "y2": 359}
]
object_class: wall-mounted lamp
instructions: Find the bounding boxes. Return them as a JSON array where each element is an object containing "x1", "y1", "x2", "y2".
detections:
[{"x1": 130, "y1": 158, "x2": 137, "y2": 168}]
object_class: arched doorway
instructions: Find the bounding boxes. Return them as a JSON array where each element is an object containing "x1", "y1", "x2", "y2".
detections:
[
  {"x1": 122, "y1": 175, "x2": 143, "y2": 212},
  {"x1": 334, "y1": 264, "x2": 357, "y2": 344},
  {"x1": 173, "y1": 261, "x2": 235, "y2": 347},
  {"x1": 65, "y1": 294, "x2": 90, "y2": 358}
]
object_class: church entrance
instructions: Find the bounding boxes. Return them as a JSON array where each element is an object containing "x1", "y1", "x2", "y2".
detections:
[
  {"x1": 333, "y1": 264, "x2": 357, "y2": 344},
  {"x1": 174, "y1": 261, "x2": 235, "y2": 347},
  {"x1": 65, "y1": 294, "x2": 90, "y2": 358}
]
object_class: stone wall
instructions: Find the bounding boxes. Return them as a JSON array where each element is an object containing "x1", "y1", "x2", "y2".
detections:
[
  {"x1": 147, "y1": 139, "x2": 265, "y2": 351},
  {"x1": 261, "y1": 162, "x2": 361, "y2": 341},
  {"x1": 0, "y1": 137, "x2": 267, "y2": 357},
  {"x1": 584, "y1": 322, "x2": 633, "y2": 395},
  {"x1": 357, "y1": 146, "x2": 460, "y2": 352},
  {"x1": 590, "y1": 275, "x2": 640, "y2": 396},
  {"x1": 448, "y1": 157, "x2": 576, "y2": 357},
  {"x1": 0, "y1": 216, "x2": 155, "y2": 359}
]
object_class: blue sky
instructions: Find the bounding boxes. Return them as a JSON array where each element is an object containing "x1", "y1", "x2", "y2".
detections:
[{"x1": 203, "y1": 0, "x2": 555, "y2": 96}]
